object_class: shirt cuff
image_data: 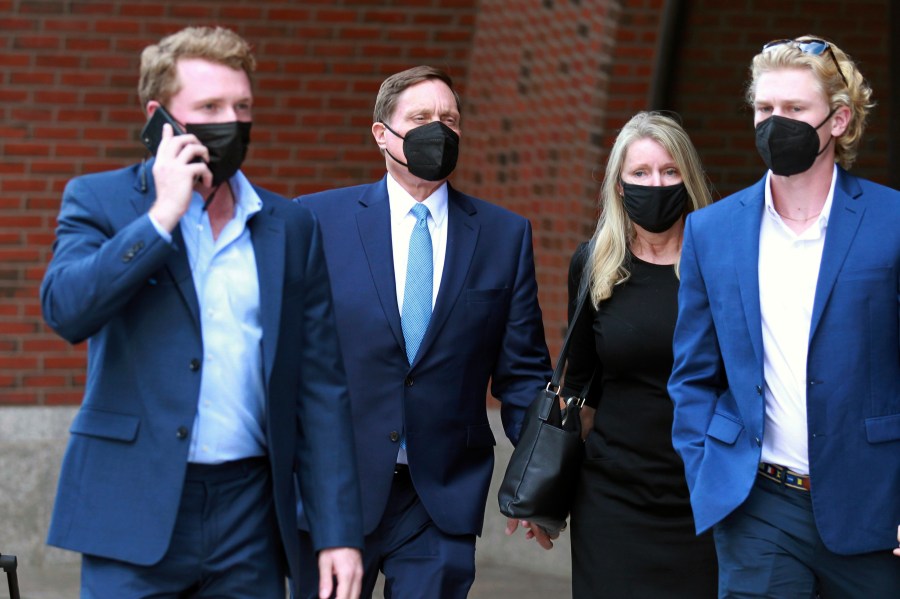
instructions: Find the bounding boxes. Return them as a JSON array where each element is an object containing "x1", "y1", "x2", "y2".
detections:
[{"x1": 148, "y1": 213, "x2": 173, "y2": 244}]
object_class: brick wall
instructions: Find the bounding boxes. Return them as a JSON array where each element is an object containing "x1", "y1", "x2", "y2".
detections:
[
  {"x1": 457, "y1": 0, "x2": 669, "y2": 354},
  {"x1": 1, "y1": 0, "x2": 892, "y2": 403},
  {"x1": 673, "y1": 0, "x2": 891, "y2": 197},
  {"x1": 1, "y1": 0, "x2": 479, "y2": 404}
]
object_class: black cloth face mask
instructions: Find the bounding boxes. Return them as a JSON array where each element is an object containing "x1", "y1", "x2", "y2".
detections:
[
  {"x1": 185, "y1": 121, "x2": 252, "y2": 186},
  {"x1": 381, "y1": 121, "x2": 459, "y2": 181},
  {"x1": 621, "y1": 181, "x2": 688, "y2": 233},
  {"x1": 754, "y1": 109, "x2": 836, "y2": 176}
]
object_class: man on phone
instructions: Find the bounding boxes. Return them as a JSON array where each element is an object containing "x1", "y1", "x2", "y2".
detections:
[{"x1": 40, "y1": 26, "x2": 362, "y2": 597}]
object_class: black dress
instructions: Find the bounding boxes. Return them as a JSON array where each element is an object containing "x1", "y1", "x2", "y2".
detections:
[{"x1": 564, "y1": 243, "x2": 717, "y2": 598}]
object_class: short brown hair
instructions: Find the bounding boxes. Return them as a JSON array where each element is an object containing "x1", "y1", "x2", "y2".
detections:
[
  {"x1": 373, "y1": 65, "x2": 461, "y2": 125},
  {"x1": 138, "y1": 26, "x2": 256, "y2": 109}
]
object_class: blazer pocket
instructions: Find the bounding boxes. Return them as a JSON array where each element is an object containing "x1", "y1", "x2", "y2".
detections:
[
  {"x1": 70, "y1": 409, "x2": 140, "y2": 443},
  {"x1": 467, "y1": 288, "x2": 509, "y2": 303},
  {"x1": 837, "y1": 265, "x2": 891, "y2": 282},
  {"x1": 865, "y1": 413, "x2": 900, "y2": 443},
  {"x1": 706, "y1": 413, "x2": 743, "y2": 445},
  {"x1": 466, "y1": 423, "x2": 497, "y2": 448}
]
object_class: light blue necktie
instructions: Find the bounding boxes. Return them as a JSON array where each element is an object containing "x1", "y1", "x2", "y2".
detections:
[
  {"x1": 401, "y1": 203, "x2": 433, "y2": 365},
  {"x1": 399, "y1": 203, "x2": 432, "y2": 453}
]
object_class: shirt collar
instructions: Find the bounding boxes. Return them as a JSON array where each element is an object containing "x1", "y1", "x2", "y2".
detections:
[
  {"x1": 386, "y1": 172, "x2": 448, "y2": 227},
  {"x1": 229, "y1": 170, "x2": 263, "y2": 223},
  {"x1": 763, "y1": 164, "x2": 837, "y2": 233},
  {"x1": 186, "y1": 170, "x2": 262, "y2": 224}
]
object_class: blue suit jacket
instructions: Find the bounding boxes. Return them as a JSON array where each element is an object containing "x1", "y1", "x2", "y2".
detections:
[
  {"x1": 298, "y1": 177, "x2": 552, "y2": 536},
  {"x1": 40, "y1": 162, "x2": 363, "y2": 577},
  {"x1": 669, "y1": 167, "x2": 900, "y2": 555}
]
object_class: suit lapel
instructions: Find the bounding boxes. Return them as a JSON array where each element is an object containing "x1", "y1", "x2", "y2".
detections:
[
  {"x1": 809, "y1": 170, "x2": 864, "y2": 341},
  {"x1": 414, "y1": 187, "x2": 478, "y2": 365},
  {"x1": 133, "y1": 159, "x2": 202, "y2": 328},
  {"x1": 733, "y1": 180, "x2": 766, "y2": 366},
  {"x1": 250, "y1": 195, "x2": 286, "y2": 385},
  {"x1": 356, "y1": 182, "x2": 406, "y2": 351},
  {"x1": 167, "y1": 227, "x2": 202, "y2": 329}
]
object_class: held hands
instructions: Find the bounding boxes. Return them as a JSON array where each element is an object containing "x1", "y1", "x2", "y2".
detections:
[
  {"x1": 894, "y1": 525, "x2": 900, "y2": 557},
  {"x1": 148, "y1": 123, "x2": 212, "y2": 233},
  {"x1": 317, "y1": 547, "x2": 363, "y2": 599},
  {"x1": 505, "y1": 517, "x2": 560, "y2": 550}
]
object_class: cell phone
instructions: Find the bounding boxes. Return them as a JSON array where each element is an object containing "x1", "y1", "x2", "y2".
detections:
[{"x1": 140, "y1": 105, "x2": 185, "y2": 155}]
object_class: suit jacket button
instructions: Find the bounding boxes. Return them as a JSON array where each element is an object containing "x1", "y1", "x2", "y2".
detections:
[
  {"x1": 754, "y1": 436, "x2": 761, "y2": 446},
  {"x1": 189, "y1": 358, "x2": 201, "y2": 371},
  {"x1": 389, "y1": 431, "x2": 400, "y2": 442},
  {"x1": 176, "y1": 426, "x2": 189, "y2": 440},
  {"x1": 404, "y1": 377, "x2": 413, "y2": 387},
  {"x1": 755, "y1": 385, "x2": 763, "y2": 395}
]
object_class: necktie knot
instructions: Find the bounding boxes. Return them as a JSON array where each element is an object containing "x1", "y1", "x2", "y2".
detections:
[{"x1": 410, "y1": 202, "x2": 430, "y2": 225}]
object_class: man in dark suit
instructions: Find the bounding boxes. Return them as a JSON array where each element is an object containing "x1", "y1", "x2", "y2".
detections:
[
  {"x1": 295, "y1": 66, "x2": 552, "y2": 598},
  {"x1": 669, "y1": 36, "x2": 900, "y2": 597},
  {"x1": 40, "y1": 26, "x2": 362, "y2": 598}
]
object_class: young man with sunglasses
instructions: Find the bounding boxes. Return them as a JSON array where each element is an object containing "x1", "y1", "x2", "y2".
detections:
[{"x1": 669, "y1": 36, "x2": 900, "y2": 596}]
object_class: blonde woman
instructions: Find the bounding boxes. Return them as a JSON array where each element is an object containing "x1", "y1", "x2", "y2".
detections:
[{"x1": 562, "y1": 111, "x2": 716, "y2": 597}]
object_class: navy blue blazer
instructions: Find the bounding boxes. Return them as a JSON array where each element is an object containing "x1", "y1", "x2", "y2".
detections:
[
  {"x1": 669, "y1": 167, "x2": 900, "y2": 555},
  {"x1": 298, "y1": 177, "x2": 552, "y2": 536},
  {"x1": 40, "y1": 161, "x2": 363, "y2": 577}
]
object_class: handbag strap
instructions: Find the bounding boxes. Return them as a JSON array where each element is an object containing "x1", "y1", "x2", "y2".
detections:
[{"x1": 548, "y1": 287, "x2": 591, "y2": 398}]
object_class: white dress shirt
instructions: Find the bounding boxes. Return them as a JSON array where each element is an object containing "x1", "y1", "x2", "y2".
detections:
[
  {"x1": 758, "y1": 166, "x2": 837, "y2": 474},
  {"x1": 387, "y1": 173, "x2": 448, "y2": 313},
  {"x1": 387, "y1": 173, "x2": 448, "y2": 464}
]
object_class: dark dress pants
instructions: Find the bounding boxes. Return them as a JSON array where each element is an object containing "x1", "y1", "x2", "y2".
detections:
[
  {"x1": 81, "y1": 457, "x2": 286, "y2": 598},
  {"x1": 714, "y1": 474, "x2": 900, "y2": 598},
  {"x1": 296, "y1": 464, "x2": 475, "y2": 599}
]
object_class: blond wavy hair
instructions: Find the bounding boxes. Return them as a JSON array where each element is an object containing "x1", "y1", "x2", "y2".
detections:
[
  {"x1": 138, "y1": 26, "x2": 256, "y2": 108},
  {"x1": 585, "y1": 112, "x2": 712, "y2": 306},
  {"x1": 746, "y1": 35, "x2": 874, "y2": 169}
]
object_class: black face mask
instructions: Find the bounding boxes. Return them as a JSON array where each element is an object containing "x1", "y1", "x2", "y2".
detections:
[
  {"x1": 621, "y1": 182, "x2": 688, "y2": 233},
  {"x1": 381, "y1": 121, "x2": 459, "y2": 181},
  {"x1": 185, "y1": 121, "x2": 252, "y2": 186},
  {"x1": 754, "y1": 109, "x2": 835, "y2": 176}
]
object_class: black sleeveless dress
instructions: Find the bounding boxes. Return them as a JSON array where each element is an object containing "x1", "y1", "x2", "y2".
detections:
[{"x1": 563, "y1": 244, "x2": 717, "y2": 598}]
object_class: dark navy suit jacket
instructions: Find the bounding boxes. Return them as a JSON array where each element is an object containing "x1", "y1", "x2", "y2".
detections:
[
  {"x1": 298, "y1": 177, "x2": 552, "y2": 536},
  {"x1": 40, "y1": 161, "x2": 363, "y2": 579},
  {"x1": 669, "y1": 167, "x2": 900, "y2": 554}
]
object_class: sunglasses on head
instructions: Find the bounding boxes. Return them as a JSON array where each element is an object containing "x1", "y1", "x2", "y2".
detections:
[{"x1": 762, "y1": 38, "x2": 849, "y2": 88}]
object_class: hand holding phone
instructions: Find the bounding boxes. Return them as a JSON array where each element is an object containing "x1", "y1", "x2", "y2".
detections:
[
  {"x1": 140, "y1": 105, "x2": 185, "y2": 155},
  {"x1": 143, "y1": 106, "x2": 212, "y2": 231}
]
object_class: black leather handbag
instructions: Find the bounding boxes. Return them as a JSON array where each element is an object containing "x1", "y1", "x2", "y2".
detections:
[{"x1": 497, "y1": 292, "x2": 590, "y2": 535}]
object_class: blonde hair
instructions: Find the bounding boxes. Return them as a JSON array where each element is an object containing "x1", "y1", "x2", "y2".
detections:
[
  {"x1": 586, "y1": 111, "x2": 712, "y2": 306},
  {"x1": 746, "y1": 35, "x2": 874, "y2": 169},
  {"x1": 138, "y1": 26, "x2": 256, "y2": 108}
]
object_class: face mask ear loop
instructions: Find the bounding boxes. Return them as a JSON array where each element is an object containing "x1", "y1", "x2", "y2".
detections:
[
  {"x1": 380, "y1": 121, "x2": 405, "y2": 140},
  {"x1": 202, "y1": 183, "x2": 222, "y2": 212},
  {"x1": 380, "y1": 121, "x2": 410, "y2": 168},
  {"x1": 813, "y1": 107, "x2": 839, "y2": 157}
]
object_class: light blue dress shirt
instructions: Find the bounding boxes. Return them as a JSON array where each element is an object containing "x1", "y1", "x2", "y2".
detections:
[{"x1": 151, "y1": 172, "x2": 266, "y2": 464}]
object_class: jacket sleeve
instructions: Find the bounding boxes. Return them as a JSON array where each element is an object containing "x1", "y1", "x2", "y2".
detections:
[
  {"x1": 293, "y1": 212, "x2": 364, "y2": 551},
  {"x1": 40, "y1": 175, "x2": 175, "y2": 344},
  {"x1": 490, "y1": 219, "x2": 553, "y2": 445},
  {"x1": 667, "y1": 214, "x2": 727, "y2": 492}
]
